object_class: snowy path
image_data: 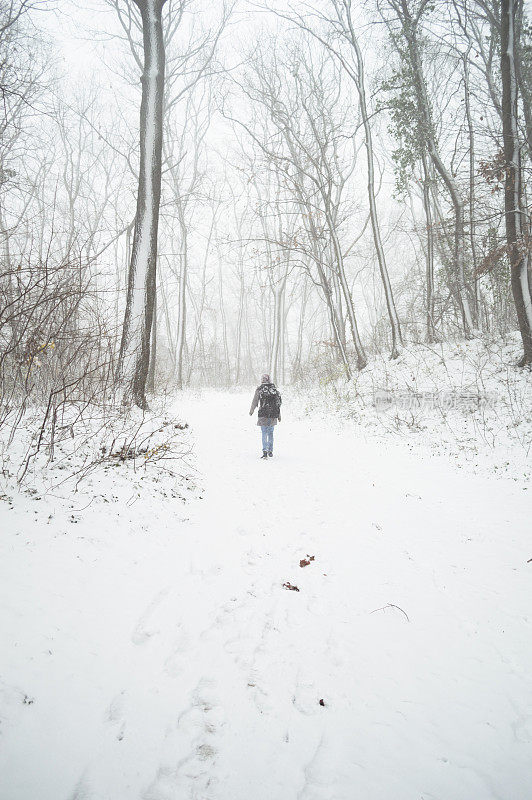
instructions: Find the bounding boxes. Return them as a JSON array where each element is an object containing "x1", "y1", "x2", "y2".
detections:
[{"x1": 1, "y1": 391, "x2": 531, "y2": 800}]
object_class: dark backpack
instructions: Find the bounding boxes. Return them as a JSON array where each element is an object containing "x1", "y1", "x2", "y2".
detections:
[{"x1": 258, "y1": 383, "x2": 281, "y2": 418}]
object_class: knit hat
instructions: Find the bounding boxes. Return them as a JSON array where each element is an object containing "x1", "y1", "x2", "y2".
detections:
[{"x1": 261, "y1": 373, "x2": 271, "y2": 383}]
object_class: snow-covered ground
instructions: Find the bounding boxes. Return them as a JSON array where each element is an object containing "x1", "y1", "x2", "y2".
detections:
[
  {"x1": 301, "y1": 336, "x2": 532, "y2": 483},
  {"x1": 1, "y1": 388, "x2": 531, "y2": 800}
]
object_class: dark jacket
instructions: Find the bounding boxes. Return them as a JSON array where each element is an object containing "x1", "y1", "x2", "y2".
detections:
[{"x1": 249, "y1": 382, "x2": 282, "y2": 426}]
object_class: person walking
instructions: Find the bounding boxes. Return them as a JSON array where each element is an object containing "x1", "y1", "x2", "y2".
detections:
[{"x1": 249, "y1": 374, "x2": 282, "y2": 459}]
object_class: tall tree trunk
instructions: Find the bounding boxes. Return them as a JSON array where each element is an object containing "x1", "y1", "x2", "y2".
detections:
[
  {"x1": 269, "y1": 269, "x2": 288, "y2": 382},
  {"x1": 217, "y1": 251, "x2": 230, "y2": 385},
  {"x1": 0, "y1": 202, "x2": 17, "y2": 350},
  {"x1": 292, "y1": 277, "x2": 309, "y2": 381},
  {"x1": 463, "y1": 54, "x2": 479, "y2": 326},
  {"x1": 320, "y1": 267, "x2": 353, "y2": 378},
  {"x1": 421, "y1": 151, "x2": 437, "y2": 341},
  {"x1": 159, "y1": 267, "x2": 176, "y2": 371},
  {"x1": 331, "y1": 269, "x2": 346, "y2": 351},
  {"x1": 147, "y1": 287, "x2": 156, "y2": 392},
  {"x1": 186, "y1": 222, "x2": 212, "y2": 385},
  {"x1": 269, "y1": 188, "x2": 290, "y2": 382},
  {"x1": 118, "y1": 0, "x2": 167, "y2": 409},
  {"x1": 501, "y1": 0, "x2": 532, "y2": 364},
  {"x1": 175, "y1": 202, "x2": 187, "y2": 389},
  {"x1": 278, "y1": 284, "x2": 290, "y2": 383},
  {"x1": 235, "y1": 271, "x2": 245, "y2": 384},
  {"x1": 269, "y1": 285, "x2": 281, "y2": 381}
]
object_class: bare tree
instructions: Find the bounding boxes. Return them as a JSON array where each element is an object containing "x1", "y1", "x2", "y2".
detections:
[
  {"x1": 117, "y1": 0, "x2": 168, "y2": 409},
  {"x1": 501, "y1": 0, "x2": 532, "y2": 364},
  {"x1": 379, "y1": 0, "x2": 476, "y2": 339},
  {"x1": 274, "y1": 0, "x2": 403, "y2": 358},
  {"x1": 227, "y1": 41, "x2": 368, "y2": 372}
]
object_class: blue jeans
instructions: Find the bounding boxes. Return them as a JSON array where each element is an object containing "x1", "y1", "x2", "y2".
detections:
[{"x1": 261, "y1": 425, "x2": 274, "y2": 453}]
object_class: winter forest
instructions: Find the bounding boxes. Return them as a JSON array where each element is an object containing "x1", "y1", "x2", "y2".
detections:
[{"x1": 1, "y1": 0, "x2": 532, "y2": 797}]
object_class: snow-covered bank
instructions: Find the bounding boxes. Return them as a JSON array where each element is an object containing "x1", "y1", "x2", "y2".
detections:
[
  {"x1": 0, "y1": 398, "x2": 194, "y2": 492},
  {"x1": 300, "y1": 335, "x2": 532, "y2": 484},
  {"x1": 1, "y1": 389, "x2": 531, "y2": 799}
]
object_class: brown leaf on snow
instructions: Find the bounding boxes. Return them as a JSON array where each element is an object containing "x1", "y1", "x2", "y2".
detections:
[
  {"x1": 319, "y1": 698, "x2": 325, "y2": 706},
  {"x1": 283, "y1": 582, "x2": 300, "y2": 592},
  {"x1": 299, "y1": 558, "x2": 311, "y2": 568}
]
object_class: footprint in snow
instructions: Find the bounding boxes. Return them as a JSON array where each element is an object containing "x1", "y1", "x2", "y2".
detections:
[
  {"x1": 513, "y1": 713, "x2": 532, "y2": 743},
  {"x1": 131, "y1": 586, "x2": 171, "y2": 645},
  {"x1": 106, "y1": 691, "x2": 126, "y2": 741},
  {"x1": 164, "y1": 626, "x2": 189, "y2": 677},
  {"x1": 143, "y1": 681, "x2": 222, "y2": 799},
  {"x1": 68, "y1": 774, "x2": 92, "y2": 800},
  {"x1": 292, "y1": 681, "x2": 322, "y2": 716}
]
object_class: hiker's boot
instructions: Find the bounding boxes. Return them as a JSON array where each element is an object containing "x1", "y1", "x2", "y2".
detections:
[
  {"x1": 261, "y1": 450, "x2": 268, "y2": 459},
  {"x1": 268, "y1": 451, "x2": 273, "y2": 458}
]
